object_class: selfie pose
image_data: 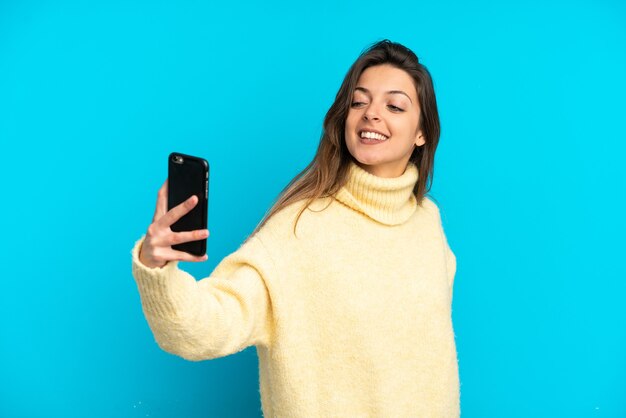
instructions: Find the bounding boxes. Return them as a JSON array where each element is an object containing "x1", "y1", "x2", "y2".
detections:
[{"x1": 131, "y1": 39, "x2": 459, "y2": 417}]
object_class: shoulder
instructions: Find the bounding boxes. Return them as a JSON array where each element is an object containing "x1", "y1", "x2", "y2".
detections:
[
  {"x1": 248, "y1": 196, "x2": 333, "y2": 244},
  {"x1": 418, "y1": 195, "x2": 441, "y2": 217},
  {"x1": 258, "y1": 198, "x2": 311, "y2": 232},
  {"x1": 419, "y1": 195, "x2": 455, "y2": 229}
]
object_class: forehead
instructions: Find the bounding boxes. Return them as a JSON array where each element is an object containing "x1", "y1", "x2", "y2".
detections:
[{"x1": 354, "y1": 64, "x2": 417, "y2": 100}]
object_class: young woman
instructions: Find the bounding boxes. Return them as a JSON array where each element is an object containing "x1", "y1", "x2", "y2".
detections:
[{"x1": 131, "y1": 39, "x2": 459, "y2": 417}]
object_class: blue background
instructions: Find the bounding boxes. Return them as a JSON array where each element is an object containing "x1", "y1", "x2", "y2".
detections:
[{"x1": 1, "y1": 0, "x2": 625, "y2": 417}]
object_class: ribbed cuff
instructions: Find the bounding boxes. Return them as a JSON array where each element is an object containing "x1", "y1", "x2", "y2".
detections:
[{"x1": 130, "y1": 235, "x2": 191, "y2": 318}]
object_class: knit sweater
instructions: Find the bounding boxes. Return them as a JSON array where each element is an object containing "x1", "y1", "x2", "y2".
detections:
[{"x1": 130, "y1": 159, "x2": 459, "y2": 417}]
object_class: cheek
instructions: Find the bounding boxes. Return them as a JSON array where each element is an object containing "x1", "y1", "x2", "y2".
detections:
[
  {"x1": 394, "y1": 117, "x2": 417, "y2": 135},
  {"x1": 345, "y1": 113, "x2": 357, "y2": 132}
]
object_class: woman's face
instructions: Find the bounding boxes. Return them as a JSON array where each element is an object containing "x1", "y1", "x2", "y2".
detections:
[{"x1": 344, "y1": 64, "x2": 424, "y2": 178}]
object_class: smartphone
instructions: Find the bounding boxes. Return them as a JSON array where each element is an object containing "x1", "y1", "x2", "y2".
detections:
[{"x1": 167, "y1": 152, "x2": 209, "y2": 257}]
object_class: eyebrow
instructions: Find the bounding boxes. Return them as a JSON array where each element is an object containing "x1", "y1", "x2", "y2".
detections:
[{"x1": 354, "y1": 86, "x2": 413, "y2": 104}]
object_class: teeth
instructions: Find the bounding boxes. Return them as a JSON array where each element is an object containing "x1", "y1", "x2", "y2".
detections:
[{"x1": 360, "y1": 131, "x2": 388, "y2": 141}]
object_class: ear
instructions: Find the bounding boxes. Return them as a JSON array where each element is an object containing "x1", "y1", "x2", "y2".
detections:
[{"x1": 414, "y1": 129, "x2": 426, "y2": 147}]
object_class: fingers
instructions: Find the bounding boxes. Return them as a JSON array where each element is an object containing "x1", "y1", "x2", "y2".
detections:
[
  {"x1": 148, "y1": 225, "x2": 209, "y2": 249},
  {"x1": 142, "y1": 227, "x2": 210, "y2": 266},
  {"x1": 168, "y1": 248, "x2": 208, "y2": 262},
  {"x1": 152, "y1": 178, "x2": 168, "y2": 223},
  {"x1": 167, "y1": 228, "x2": 209, "y2": 246},
  {"x1": 145, "y1": 245, "x2": 207, "y2": 266},
  {"x1": 145, "y1": 178, "x2": 208, "y2": 265},
  {"x1": 157, "y1": 194, "x2": 198, "y2": 228}
]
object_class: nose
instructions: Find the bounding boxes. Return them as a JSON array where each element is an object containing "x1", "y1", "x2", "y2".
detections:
[
  {"x1": 363, "y1": 107, "x2": 379, "y2": 120},
  {"x1": 363, "y1": 104, "x2": 380, "y2": 121}
]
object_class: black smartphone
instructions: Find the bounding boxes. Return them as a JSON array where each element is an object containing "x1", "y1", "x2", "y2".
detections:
[{"x1": 167, "y1": 152, "x2": 209, "y2": 257}]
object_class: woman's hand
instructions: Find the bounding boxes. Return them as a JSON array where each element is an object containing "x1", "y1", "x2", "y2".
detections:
[{"x1": 139, "y1": 178, "x2": 210, "y2": 269}]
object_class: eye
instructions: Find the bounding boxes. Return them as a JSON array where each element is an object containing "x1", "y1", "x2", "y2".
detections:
[
  {"x1": 351, "y1": 101, "x2": 366, "y2": 107},
  {"x1": 388, "y1": 105, "x2": 404, "y2": 112}
]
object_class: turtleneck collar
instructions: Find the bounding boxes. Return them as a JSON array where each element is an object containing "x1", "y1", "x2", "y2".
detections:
[{"x1": 332, "y1": 159, "x2": 419, "y2": 226}]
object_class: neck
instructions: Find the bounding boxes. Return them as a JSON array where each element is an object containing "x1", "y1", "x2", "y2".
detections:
[{"x1": 354, "y1": 160, "x2": 411, "y2": 178}]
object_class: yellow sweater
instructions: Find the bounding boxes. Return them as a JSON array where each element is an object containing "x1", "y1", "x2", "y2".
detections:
[{"x1": 130, "y1": 159, "x2": 459, "y2": 417}]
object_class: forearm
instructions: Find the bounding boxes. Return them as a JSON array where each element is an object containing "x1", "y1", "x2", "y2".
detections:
[{"x1": 130, "y1": 235, "x2": 273, "y2": 360}]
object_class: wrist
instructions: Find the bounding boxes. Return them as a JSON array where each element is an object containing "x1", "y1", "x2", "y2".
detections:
[{"x1": 138, "y1": 242, "x2": 165, "y2": 269}]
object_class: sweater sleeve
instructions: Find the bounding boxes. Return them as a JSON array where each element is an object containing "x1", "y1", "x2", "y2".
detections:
[
  {"x1": 130, "y1": 233, "x2": 275, "y2": 361},
  {"x1": 422, "y1": 197, "x2": 457, "y2": 300},
  {"x1": 442, "y1": 231, "x2": 457, "y2": 301}
]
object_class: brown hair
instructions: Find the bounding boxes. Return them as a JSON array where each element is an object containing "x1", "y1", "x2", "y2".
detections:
[{"x1": 248, "y1": 39, "x2": 441, "y2": 240}]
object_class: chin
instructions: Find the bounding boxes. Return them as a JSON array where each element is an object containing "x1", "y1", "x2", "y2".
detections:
[{"x1": 350, "y1": 149, "x2": 387, "y2": 167}]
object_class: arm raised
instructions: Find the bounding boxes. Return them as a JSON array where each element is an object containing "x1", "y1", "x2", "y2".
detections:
[{"x1": 130, "y1": 233, "x2": 274, "y2": 361}]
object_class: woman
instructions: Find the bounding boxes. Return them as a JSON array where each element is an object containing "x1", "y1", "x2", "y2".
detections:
[{"x1": 131, "y1": 39, "x2": 459, "y2": 417}]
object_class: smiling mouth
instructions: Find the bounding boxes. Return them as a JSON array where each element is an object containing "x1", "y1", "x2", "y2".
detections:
[{"x1": 359, "y1": 131, "x2": 389, "y2": 142}]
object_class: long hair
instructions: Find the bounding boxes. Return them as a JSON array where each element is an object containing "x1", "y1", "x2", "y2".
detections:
[{"x1": 247, "y1": 39, "x2": 441, "y2": 240}]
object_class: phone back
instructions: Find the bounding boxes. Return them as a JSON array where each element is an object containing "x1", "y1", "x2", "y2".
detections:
[{"x1": 167, "y1": 152, "x2": 209, "y2": 256}]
